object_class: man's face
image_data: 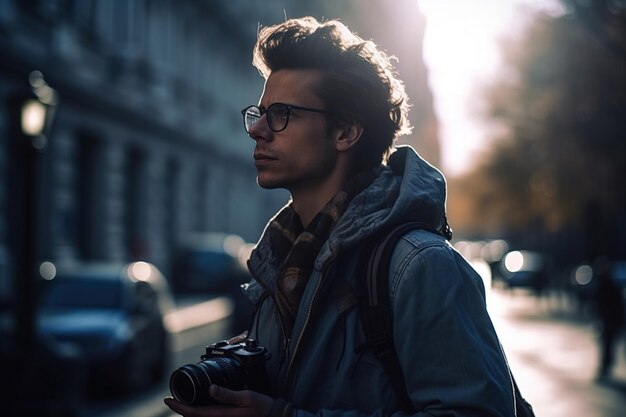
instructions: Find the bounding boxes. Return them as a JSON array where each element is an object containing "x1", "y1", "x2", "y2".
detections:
[{"x1": 248, "y1": 69, "x2": 339, "y2": 193}]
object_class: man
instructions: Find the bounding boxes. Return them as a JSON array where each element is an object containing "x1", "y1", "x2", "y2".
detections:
[
  {"x1": 593, "y1": 256, "x2": 625, "y2": 380},
  {"x1": 165, "y1": 16, "x2": 516, "y2": 417}
]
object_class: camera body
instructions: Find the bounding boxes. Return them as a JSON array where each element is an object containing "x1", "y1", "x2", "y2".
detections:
[{"x1": 169, "y1": 339, "x2": 269, "y2": 406}]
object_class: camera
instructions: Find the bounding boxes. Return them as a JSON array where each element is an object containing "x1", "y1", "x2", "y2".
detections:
[{"x1": 169, "y1": 339, "x2": 269, "y2": 405}]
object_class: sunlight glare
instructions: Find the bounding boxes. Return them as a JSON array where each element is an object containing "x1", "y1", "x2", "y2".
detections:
[
  {"x1": 21, "y1": 99, "x2": 46, "y2": 136},
  {"x1": 39, "y1": 261, "x2": 57, "y2": 280},
  {"x1": 418, "y1": 0, "x2": 565, "y2": 176},
  {"x1": 471, "y1": 258, "x2": 493, "y2": 292},
  {"x1": 573, "y1": 264, "x2": 593, "y2": 286},
  {"x1": 504, "y1": 251, "x2": 524, "y2": 273},
  {"x1": 223, "y1": 234, "x2": 245, "y2": 257},
  {"x1": 129, "y1": 261, "x2": 152, "y2": 282}
]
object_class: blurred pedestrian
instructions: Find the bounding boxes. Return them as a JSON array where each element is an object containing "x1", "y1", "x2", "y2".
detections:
[
  {"x1": 593, "y1": 256, "x2": 625, "y2": 380},
  {"x1": 165, "y1": 16, "x2": 518, "y2": 417}
]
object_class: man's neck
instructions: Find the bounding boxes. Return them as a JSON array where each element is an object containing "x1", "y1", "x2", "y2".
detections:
[
  {"x1": 291, "y1": 194, "x2": 331, "y2": 229},
  {"x1": 290, "y1": 176, "x2": 348, "y2": 228},
  {"x1": 289, "y1": 154, "x2": 356, "y2": 228}
]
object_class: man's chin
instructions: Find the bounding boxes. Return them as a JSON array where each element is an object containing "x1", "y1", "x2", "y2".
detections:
[{"x1": 257, "y1": 178, "x2": 280, "y2": 189}]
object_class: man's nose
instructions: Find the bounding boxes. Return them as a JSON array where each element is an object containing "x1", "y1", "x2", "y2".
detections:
[{"x1": 248, "y1": 114, "x2": 272, "y2": 142}]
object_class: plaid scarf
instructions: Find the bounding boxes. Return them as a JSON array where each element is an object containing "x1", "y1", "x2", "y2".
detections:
[{"x1": 267, "y1": 170, "x2": 376, "y2": 337}]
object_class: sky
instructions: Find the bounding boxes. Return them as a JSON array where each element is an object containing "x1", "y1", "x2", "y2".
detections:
[{"x1": 418, "y1": 0, "x2": 566, "y2": 177}]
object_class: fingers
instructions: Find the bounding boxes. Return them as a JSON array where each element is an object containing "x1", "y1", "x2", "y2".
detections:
[
  {"x1": 164, "y1": 387, "x2": 274, "y2": 417},
  {"x1": 210, "y1": 386, "x2": 274, "y2": 415},
  {"x1": 164, "y1": 397, "x2": 199, "y2": 416},
  {"x1": 164, "y1": 397, "x2": 230, "y2": 417},
  {"x1": 227, "y1": 331, "x2": 249, "y2": 344},
  {"x1": 209, "y1": 385, "x2": 249, "y2": 406}
]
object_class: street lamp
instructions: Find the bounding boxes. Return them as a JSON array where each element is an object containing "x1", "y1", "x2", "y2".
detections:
[
  {"x1": 9, "y1": 71, "x2": 59, "y2": 411},
  {"x1": 20, "y1": 70, "x2": 57, "y2": 150},
  {"x1": 21, "y1": 99, "x2": 47, "y2": 136}
]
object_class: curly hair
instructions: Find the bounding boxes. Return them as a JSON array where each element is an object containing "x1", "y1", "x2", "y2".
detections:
[{"x1": 252, "y1": 17, "x2": 412, "y2": 169}]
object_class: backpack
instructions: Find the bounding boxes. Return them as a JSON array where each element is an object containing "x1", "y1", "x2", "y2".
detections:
[{"x1": 357, "y1": 221, "x2": 535, "y2": 416}]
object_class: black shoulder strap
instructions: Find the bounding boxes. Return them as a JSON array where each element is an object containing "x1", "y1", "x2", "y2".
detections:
[
  {"x1": 357, "y1": 221, "x2": 429, "y2": 413},
  {"x1": 357, "y1": 221, "x2": 535, "y2": 416}
]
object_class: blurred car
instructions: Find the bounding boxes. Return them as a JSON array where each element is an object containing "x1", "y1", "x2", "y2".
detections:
[
  {"x1": 610, "y1": 261, "x2": 626, "y2": 289},
  {"x1": 171, "y1": 232, "x2": 251, "y2": 293},
  {"x1": 500, "y1": 250, "x2": 548, "y2": 292},
  {"x1": 171, "y1": 232, "x2": 255, "y2": 332},
  {"x1": 569, "y1": 259, "x2": 626, "y2": 312},
  {"x1": 37, "y1": 261, "x2": 174, "y2": 393},
  {"x1": 569, "y1": 262, "x2": 597, "y2": 308}
]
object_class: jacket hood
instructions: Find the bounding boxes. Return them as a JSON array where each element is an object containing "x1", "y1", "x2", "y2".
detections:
[{"x1": 316, "y1": 145, "x2": 449, "y2": 267}]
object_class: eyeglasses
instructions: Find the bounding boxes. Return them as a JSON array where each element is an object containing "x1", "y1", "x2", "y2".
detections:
[{"x1": 241, "y1": 102, "x2": 328, "y2": 133}]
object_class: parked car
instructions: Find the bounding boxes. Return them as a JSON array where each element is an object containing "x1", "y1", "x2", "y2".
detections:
[
  {"x1": 500, "y1": 250, "x2": 548, "y2": 293},
  {"x1": 170, "y1": 232, "x2": 255, "y2": 333},
  {"x1": 569, "y1": 259, "x2": 626, "y2": 313},
  {"x1": 171, "y1": 233, "x2": 251, "y2": 293},
  {"x1": 37, "y1": 261, "x2": 174, "y2": 393},
  {"x1": 569, "y1": 262, "x2": 596, "y2": 308},
  {"x1": 610, "y1": 261, "x2": 626, "y2": 289}
]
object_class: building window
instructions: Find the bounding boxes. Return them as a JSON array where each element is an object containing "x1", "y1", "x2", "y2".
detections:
[
  {"x1": 67, "y1": 0, "x2": 97, "y2": 38},
  {"x1": 165, "y1": 158, "x2": 180, "y2": 250},
  {"x1": 196, "y1": 166, "x2": 208, "y2": 231},
  {"x1": 76, "y1": 133, "x2": 103, "y2": 260},
  {"x1": 125, "y1": 147, "x2": 147, "y2": 259}
]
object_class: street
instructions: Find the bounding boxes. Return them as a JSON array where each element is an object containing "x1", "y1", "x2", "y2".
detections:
[
  {"x1": 488, "y1": 288, "x2": 626, "y2": 417},
  {"x1": 91, "y1": 288, "x2": 626, "y2": 417}
]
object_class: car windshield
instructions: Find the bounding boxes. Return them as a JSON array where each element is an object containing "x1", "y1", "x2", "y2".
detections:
[{"x1": 41, "y1": 277, "x2": 122, "y2": 309}]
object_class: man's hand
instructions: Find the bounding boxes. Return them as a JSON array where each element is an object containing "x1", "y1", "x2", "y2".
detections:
[{"x1": 164, "y1": 385, "x2": 274, "y2": 417}]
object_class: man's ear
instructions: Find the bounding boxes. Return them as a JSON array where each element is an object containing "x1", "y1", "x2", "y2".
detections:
[{"x1": 335, "y1": 122, "x2": 363, "y2": 152}]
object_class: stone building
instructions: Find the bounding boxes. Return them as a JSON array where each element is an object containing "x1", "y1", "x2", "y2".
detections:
[{"x1": 0, "y1": 1, "x2": 291, "y2": 286}]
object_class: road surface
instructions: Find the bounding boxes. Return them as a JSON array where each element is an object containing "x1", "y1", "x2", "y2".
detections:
[{"x1": 488, "y1": 288, "x2": 626, "y2": 417}]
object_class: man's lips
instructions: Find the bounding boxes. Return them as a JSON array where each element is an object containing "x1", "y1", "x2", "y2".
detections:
[
  {"x1": 254, "y1": 152, "x2": 277, "y2": 160},
  {"x1": 253, "y1": 152, "x2": 277, "y2": 165}
]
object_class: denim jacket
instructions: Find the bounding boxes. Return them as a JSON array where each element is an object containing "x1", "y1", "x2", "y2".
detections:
[{"x1": 244, "y1": 146, "x2": 516, "y2": 416}]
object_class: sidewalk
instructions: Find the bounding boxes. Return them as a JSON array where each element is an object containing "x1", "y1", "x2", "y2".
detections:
[{"x1": 488, "y1": 288, "x2": 626, "y2": 417}]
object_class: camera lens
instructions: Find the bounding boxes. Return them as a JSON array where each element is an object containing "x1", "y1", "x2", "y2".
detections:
[
  {"x1": 170, "y1": 357, "x2": 245, "y2": 405},
  {"x1": 170, "y1": 368, "x2": 198, "y2": 405}
]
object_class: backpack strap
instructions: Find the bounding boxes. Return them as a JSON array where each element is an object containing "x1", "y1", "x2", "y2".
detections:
[
  {"x1": 357, "y1": 221, "x2": 535, "y2": 416},
  {"x1": 357, "y1": 221, "x2": 431, "y2": 413}
]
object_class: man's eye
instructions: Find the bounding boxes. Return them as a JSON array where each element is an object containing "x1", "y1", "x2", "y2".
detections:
[{"x1": 272, "y1": 108, "x2": 289, "y2": 119}]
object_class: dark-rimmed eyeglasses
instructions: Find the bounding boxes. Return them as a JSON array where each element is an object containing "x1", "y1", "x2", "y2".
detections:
[{"x1": 241, "y1": 102, "x2": 328, "y2": 133}]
